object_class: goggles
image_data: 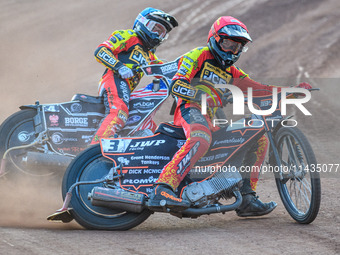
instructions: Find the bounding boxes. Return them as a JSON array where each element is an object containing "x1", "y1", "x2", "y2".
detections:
[
  {"x1": 220, "y1": 38, "x2": 248, "y2": 54},
  {"x1": 137, "y1": 14, "x2": 169, "y2": 40},
  {"x1": 145, "y1": 20, "x2": 169, "y2": 40}
]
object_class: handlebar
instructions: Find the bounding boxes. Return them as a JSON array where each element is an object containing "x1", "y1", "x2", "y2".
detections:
[{"x1": 222, "y1": 88, "x2": 320, "y2": 106}]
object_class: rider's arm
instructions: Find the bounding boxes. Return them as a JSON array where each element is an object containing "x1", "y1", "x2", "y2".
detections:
[
  {"x1": 169, "y1": 50, "x2": 200, "y2": 101},
  {"x1": 94, "y1": 30, "x2": 137, "y2": 71},
  {"x1": 231, "y1": 66, "x2": 281, "y2": 95},
  {"x1": 94, "y1": 46, "x2": 124, "y2": 71},
  {"x1": 148, "y1": 50, "x2": 164, "y2": 65},
  {"x1": 170, "y1": 79, "x2": 203, "y2": 102},
  {"x1": 170, "y1": 79, "x2": 223, "y2": 107},
  {"x1": 170, "y1": 47, "x2": 222, "y2": 106}
]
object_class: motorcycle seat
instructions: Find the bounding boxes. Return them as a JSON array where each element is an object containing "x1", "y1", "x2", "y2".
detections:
[
  {"x1": 71, "y1": 94, "x2": 103, "y2": 104},
  {"x1": 155, "y1": 122, "x2": 186, "y2": 140}
]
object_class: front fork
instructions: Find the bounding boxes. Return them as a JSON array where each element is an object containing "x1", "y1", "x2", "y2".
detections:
[{"x1": 266, "y1": 130, "x2": 285, "y2": 181}]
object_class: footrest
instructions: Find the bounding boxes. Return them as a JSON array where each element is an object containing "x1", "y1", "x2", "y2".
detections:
[{"x1": 47, "y1": 208, "x2": 74, "y2": 223}]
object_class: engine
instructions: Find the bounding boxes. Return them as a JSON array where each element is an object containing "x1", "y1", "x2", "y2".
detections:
[{"x1": 181, "y1": 168, "x2": 242, "y2": 208}]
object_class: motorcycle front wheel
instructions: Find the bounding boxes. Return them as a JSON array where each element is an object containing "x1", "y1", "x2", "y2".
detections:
[
  {"x1": 270, "y1": 127, "x2": 321, "y2": 224},
  {"x1": 62, "y1": 144, "x2": 152, "y2": 230}
]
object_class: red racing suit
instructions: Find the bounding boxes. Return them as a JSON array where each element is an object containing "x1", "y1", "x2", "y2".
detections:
[
  {"x1": 92, "y1": 29, "x2": 160, "y2": 143},
  {"x1": 156, "y1": 47, "x2": 276, "y2": 192}
]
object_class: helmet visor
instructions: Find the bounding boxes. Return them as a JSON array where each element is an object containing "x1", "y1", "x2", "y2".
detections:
[
  {"x1": 220, "y1": 38, "x2": 248, "y2": 54},
  {"x1": 146, "y1": 20, "x2": 169, "y2": 40},
  {"x1": 219, "y1": 25, "x2": 252, "y2": 42}
]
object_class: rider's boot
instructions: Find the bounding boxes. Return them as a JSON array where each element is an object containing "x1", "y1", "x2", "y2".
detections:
[
  {"x1": 236, "y1": 192, "x2": 277, "y2": 217},
  {"x1": 237, "y1": 173, "x2": 277, "y2": 217},
  {"x1": 237, "y1": 136, "x2": 276, "y2": 217},
  {"x1": 148, "y1": 183, "x2": 190, "y2": 212}
]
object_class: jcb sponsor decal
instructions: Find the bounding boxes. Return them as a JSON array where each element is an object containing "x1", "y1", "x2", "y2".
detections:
[
  {"x1": 201, "y1": 62, "x2": 232, "y2": 85},
  {"x1": 172, "y1": 80, "x2": 197, "y2": 98},
  {"x1": 97, "y1": 47, "x2": 118, "y2": 67},
  {"x1": 130, "y1": 45, "x2": 150, "y2": 65}
]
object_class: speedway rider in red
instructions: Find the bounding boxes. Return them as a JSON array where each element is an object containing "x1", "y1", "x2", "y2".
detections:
[
  {"x1": 149, "y1": 16, "x2": 312, "y2": 216},
  {"x1": 91, "y1": 8, "x2": 178, "y2": 144}
]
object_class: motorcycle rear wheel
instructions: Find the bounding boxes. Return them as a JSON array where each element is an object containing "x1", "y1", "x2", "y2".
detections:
[
  {"x1": 271, "y1": 127, "x2": 321, "y2": 224},
  {"x1": 62, "y1": 144, "x2": 152, "y2": 230}
]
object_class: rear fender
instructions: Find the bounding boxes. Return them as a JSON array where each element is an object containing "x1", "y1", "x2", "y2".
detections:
[
  {"x1": 19, "y1": 104, "x2": 39, "y2": 110},
  {"x1": 19, "y1": 104, "x2": 46, "y2": 134}
]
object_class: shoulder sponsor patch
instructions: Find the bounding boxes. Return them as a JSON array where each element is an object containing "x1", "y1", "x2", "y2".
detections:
[
  {"x1": 129, "y1": 45, "x2": 150, "y2": 65},
  {"x1": 200, "y1": 62, "x2": 232, "y2": 85},
  {"x1": 172, "y1": 80, "x2": 197, "y2": 99}
]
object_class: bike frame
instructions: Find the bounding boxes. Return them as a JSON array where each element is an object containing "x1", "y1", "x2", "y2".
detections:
[
  {"x1": 97, "y1": 94, "x2": 285, "y2": 193},
  {"x1": 1, "y1": 60, "x2": 180, "y2": 167}
]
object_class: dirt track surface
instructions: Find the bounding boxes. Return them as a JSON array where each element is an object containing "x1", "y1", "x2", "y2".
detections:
[{"x1": 1, "y1": 0, "x2": 340, "y2": 254}]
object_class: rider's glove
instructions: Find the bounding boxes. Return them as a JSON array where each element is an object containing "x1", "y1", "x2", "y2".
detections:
[
  {"x1": 296, "y1": 82, "x2": 312, "y2": 90},
  {"x1": 292, "y1": 82, "x2": 312, "y2": 98},
  {"x1": 118, "y1": 66, "x2": 134, "y2": 79},
  {"x1": 222, "y1": 92, "x2": 232, "y2": 106}
]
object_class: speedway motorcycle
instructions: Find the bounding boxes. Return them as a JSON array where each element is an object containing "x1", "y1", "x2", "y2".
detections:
[
  {"x1": 0, "y1": 60, "x2": 179, "y2": 177},
  {"x1": 48, "y1": 65, "x2": 321, "y2": 230}
]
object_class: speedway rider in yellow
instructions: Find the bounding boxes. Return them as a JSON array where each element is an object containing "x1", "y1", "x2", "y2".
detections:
[
  {"x1": 92, "y1": 8, "x2": 178, "y2": 144},
  {"x1": 149, "y1": 16, "x2": 312, "y2": 216}
]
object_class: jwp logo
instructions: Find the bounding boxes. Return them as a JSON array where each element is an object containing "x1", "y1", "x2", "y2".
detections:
[
  {"x1": 130, "y1": 140, "x2": 166, "y2": 148},
  {"x1": 201, "y1": 84, "x2": 312, "y2": 116}
]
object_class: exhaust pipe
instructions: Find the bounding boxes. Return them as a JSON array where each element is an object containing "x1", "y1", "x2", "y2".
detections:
[
  {"x1": 88, "y1": 187, "x2": 146, "y2": 213},
  {"x1": 24, "y1": 151, "x2": 73, "y2": 168},
  {"x1": 89, "y1": 187, "x2": 241, "y2": 216}
]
